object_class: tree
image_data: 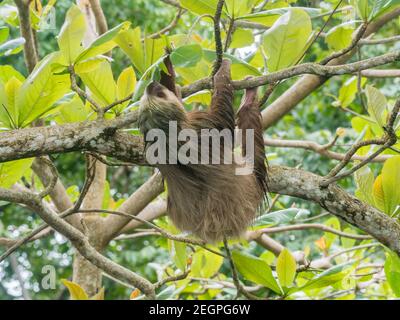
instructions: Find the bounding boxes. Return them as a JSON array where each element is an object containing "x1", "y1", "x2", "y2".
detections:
[{"x1": 0, "y1": 0, "x2": 400, "y2": 300}]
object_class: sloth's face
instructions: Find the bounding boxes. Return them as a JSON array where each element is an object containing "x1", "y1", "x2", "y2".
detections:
[
  {"x1": 140, "y1": 81, "x2": 184, "y2": 111},
  {"x1": 139, "y1": 81, "x2": 186, "y2": 134}
]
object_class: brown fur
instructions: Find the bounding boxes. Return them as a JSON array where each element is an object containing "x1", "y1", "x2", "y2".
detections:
[{"x1": 138, "y1": 56, "x2": 267, "y2": 243}]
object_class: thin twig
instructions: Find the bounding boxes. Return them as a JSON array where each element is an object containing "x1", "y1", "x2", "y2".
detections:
[
  {"x1": 260, "y1": 224, "x2": 372, "y2": 240},
  {"x1": 79, "y1": 209, "x2": 226, "y2": 258},
  {"x1": 223, "y1": 237, "x2": 267, "y2": 300},
  {"x1": 149, "y1": 8, "x2": 185, "y2": 39},
  {"x1": 322, "y1": 99, "x2": 400, "y2": 186},
  {"x1": 212, "y1": 0, "x2": 225, "y2": 77},
  {"x1": 321, "y1": 23, "x2": 368, "y2": 65}
]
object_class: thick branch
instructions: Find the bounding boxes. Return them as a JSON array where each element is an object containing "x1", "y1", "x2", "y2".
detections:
[
  {"x1": 2, "y1": 119, "x2": 400, "y2": 254},
  {"x1": 0, "y1": 187, "x2": 156, "y2": 298},
  {"x1": 268, "y1": 166, "x2": 400, "y2": 255},
  {"x1": 180, "y1": 51, "x2": 400, "y2": 97}
]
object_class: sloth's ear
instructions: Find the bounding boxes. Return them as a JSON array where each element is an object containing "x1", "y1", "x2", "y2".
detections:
[{"x1": 160, "y1": 53, "x2": 179, "y2": 97}]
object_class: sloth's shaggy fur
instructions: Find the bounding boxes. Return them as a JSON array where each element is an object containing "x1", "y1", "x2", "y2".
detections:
[{"x1": 138, "y1": 57, "x2": 267, "y2": 242}]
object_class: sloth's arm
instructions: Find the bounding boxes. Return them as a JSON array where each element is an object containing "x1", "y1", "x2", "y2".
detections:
[
  {"x1": 159, "y1": 53, "x2": 179, "y2": 97},
  {"x1": 237, "y1": 87, "x2": 268, "y2": 194},
  {"x1": 209, "y1": 59, "x2": 235, "y2": 133}
]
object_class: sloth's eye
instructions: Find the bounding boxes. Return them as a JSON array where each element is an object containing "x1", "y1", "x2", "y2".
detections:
[{"x1": 156, "y1": 91, "x2": 166, "y2": 98}]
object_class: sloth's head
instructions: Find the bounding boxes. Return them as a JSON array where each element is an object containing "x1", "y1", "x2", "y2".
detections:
[{"x1": 139, "y1": 81, "x2": 186, "y2": 135}]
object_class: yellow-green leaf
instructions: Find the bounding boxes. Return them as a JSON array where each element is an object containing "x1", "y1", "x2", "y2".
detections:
[
  {"x1": 74, "y1": 57, "x2": 107, "y2": 74},
  {"x1": 61, "y1": 279, "x2": 89, "y2": 300},
  {"x1": 232, "y1": 250, "x2": 281, "y2": 294},
  {"x1": 75, "y1": 21, "x2": 131, "y2": 62},
  {"x1": 117, "y1": 66, "x2": 136, "y2": 100},
  {"x1": 168, "y1": 240, "x2": 187, "y2": 271},
  {"x1": 16, "y1": 52, "x2": 70, "y2": 127},
  {"x1": 5, "y1": 76, "x2": 22, "y2": 124},
  {"x1": 335, "y1": 76, "x2": 367, "y2": 108},
  {"x1": 0, "y1": 65, "x2": 25, "y2": 84},
  {"x1": 78, "y1": 60, "x2": 117, "y2": 107},
  {"x1": 262, "y1": 8, "x2": 312, "y2": 72},
  {"x1": 373, "y1": 174, "x2": 385, "y2": 212},
  {"x1": 230, "y1": 29, "x2": 254, "y2": 48},
  {"x1": 56, "y1": 94, "x2": 90, "y2": 124},
  {"x1": 0, "y1": 159, "x2": 33, "y2": 188},
  {"x1": 366, "y1": 85, "x2": 387, "y2": 127},
  {"x1": 276, "y1": 248, "x2": 297, "y2": 288},
  {"x1": 191, "y1": 248, "x2": 223, "y2": 278},
  {"x1": 325, "y1": 23, "x2": 354, "y2": 51},
  {"x1": 180, "y1": 0, "x2": 220, "y2": 16},
  {"x1": 114, "y1": 27, "x2": 145, "y2": 74},
  {"x1": 381, "y1": 156, "x2": 400, "y2": 215},
  {"x1": 354, "y1": 166, "x2": 375, "y2": 206},
  {"x1": 57, "y1": 5, "x2": 86, "y2": 63}
]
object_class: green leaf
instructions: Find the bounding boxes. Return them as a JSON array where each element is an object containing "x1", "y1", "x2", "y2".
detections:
[
  {"x1": 180, "y1": 0, "x2": 220, "y2": 16},
  {"x1": 262, "y1": 8, "x2": 312, "y2": 72},
  {"x1": 0, "y1": 159, "x2": 33, "y2": 188},
  {"x1": 55, "y1": 94, "x2": 90, "y2": 124},
  {"x1": 16, "y1": 52, "x2": 70, "y2": 127},
  {"x1": 365, "y1": 85, "x2": 387, "y2": 127},
  {"x1": 78, "y1": 60, "x2": 117, "y2": 107},
  {"x1": 230, "y1": 29, "x2": 254, "y2": 48},
  {"x1": 384, "y1": 250, "x2": 400, "y2": 297},
  {"x1": 114, "y1": 27, "x2": 145, "y2": 73},
  {"x1": 381, "y1": 156, "x2": 400, "y2": 215},
  {"x1": 0, "y1": 65, "x2": 25, "y2": 84},
  {"x1": 373, "y1": 175, "x2": 386, "y2": 212},
  {"x1": 290, "y1": 262, "x2": 352, "y2": 294},
  {"x1": 170, "y1": 44, "x2": 203, "y2": 68},
  {"x1": 354, "y1": 166, "x2": 375, "y2": 206},
  {"x1": 0, "y1": 26, "x2": 9, "y2": 44},
  {"x1": 57, "y1": 5, "x2": 86, "y2": 63},
  {"x1": 324, "y1": 217, "x2": 340, "y2": 249},
  {"x1": 74, "y1": 57, "x2": 108, "y2": 74},
  {"x1": 144, "y1": 37, "x2": 166, "y2": 72},
  {"x1": 225, "y1": 0, "x2": 250, "y2": 18},
  {"x1": 191, "y1": 248, "x2": 223, "y2": 278},
  {"x1": 254, "y1": 208, "x2": 310, "y2": 227},
  {"x1": 183, "y1": 90, "x2": 212, "y2": 105},
  {"x1": 276, "y1": 248, "x2": 297, "y2": 288},
  {"x1": 356, "y1": 0, "x2": 400, "y2": 21},
  {"x1": 117, "y1": 66, "x2": 136, "y2": 101},
  {"x1": 325, "y1": 23, "x2": 354, "y2": 51},
  {"x1": 232, "y1": 250, "x2": 282, "y2": 294},
  {"x1": 168, "y1": 240, "x2": 187, "y2": 271},
  {"x1": 239, "y1": 7, "x2": 320, "y2": 27},
  {"x1": 334, "y1": 76, "x2": 367, "y2": 108},
  {"x1": 3, "y1": 76, "x2": 22, "y2": 128},
  {"x1": 0, "y1": 38, "x2": 25, "y2": 56},
  {"x1": 0, "y1": 5, "x2": 19, "y2": 26},
  {"x1": 75, "y1": 21, "x2": 131, "y2": 62},
  {"x1": 203, "y1": 50, "x2": 261, "y2": 79},
  {"x1": 61, "y1": 279, "x2": 89, "y2": 300}
]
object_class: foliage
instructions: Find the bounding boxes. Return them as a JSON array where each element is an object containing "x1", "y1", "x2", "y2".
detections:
[{"x1": 0, "y1": 0, "x2": 400, "y2": 300}]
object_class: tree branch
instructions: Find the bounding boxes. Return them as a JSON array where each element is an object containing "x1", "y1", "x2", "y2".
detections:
[
  {"x1": 0, "y1": 187, "x2": 156, "y2": 298},
  {"x1": 260, "y1": 8, "x2": 400, "y2": 129},
  {"x1": 181, "y1": 50, "x2": 400, "y2": 97},
  {"x1": 14, "y1": 0, "x2": 38, "y2": 73},
  {"x1": 264, "y1": 138, "x2": 392, "y2": 163}
]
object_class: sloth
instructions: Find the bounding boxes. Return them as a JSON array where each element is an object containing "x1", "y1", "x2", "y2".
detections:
[{"x1": 138, "y1": 54, "x2": 268, "y2": 243}]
